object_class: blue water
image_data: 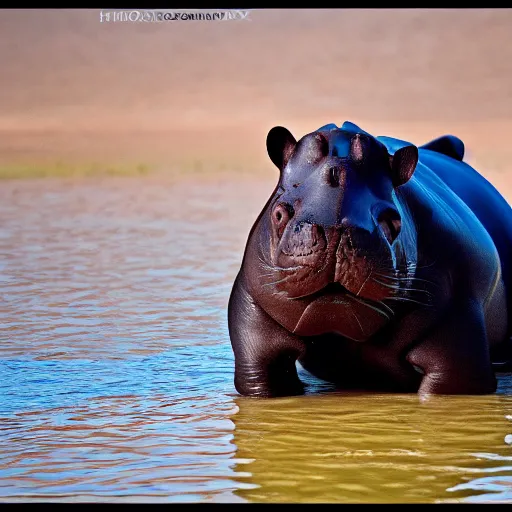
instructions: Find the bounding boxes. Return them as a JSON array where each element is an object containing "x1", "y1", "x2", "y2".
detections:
[{"x1": 0, "y1": 176, "x2": 511, "y2": 503}]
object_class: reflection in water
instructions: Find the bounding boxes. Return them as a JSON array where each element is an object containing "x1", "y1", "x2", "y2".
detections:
[
  {"x1": 0, "y1": 175, "x2": 511, "y2": 502},
  {"x1": 232, "y1": 381, "x2": 512, "y2": 503}
]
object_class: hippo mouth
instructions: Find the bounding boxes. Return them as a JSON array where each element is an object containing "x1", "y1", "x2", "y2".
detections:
[
  {"x1": 319, "y1": 281, "x2": 351, "y2": 296},
  {"x1": 271, "y1": 261, "x2": 365, "y2": 300},
  {"x1": 271, "y1": 243, "x2": 389, "y2": 302},
  {"x1": 294, "y1": 279, "x2": 365, "y2": 301}
]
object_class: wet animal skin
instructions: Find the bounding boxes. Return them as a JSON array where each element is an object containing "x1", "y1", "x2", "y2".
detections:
[{"x1": 228, "y1": 121, "x2": 512, "y2": 397}]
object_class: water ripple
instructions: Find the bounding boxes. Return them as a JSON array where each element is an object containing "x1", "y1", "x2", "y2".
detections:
[{"x1": 0, "y1": 176, "x2": 511, "y2": 502}]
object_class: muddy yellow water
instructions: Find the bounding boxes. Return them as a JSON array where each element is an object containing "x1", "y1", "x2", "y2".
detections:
[
  {"x1": 233, "y1": 393, "x2": 512, "y2": 503},
  {"x1": 1, "y1": 175, "x2": 511, "y2": 503}
]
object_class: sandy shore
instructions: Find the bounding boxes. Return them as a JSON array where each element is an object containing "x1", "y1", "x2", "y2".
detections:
[{"x1": 0, "y1": 8, "x2": 511, "y2": 193}]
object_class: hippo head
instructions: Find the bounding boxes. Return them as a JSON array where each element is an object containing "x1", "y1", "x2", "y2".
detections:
[{"x1": 261, "y1": 121, "x2": 419, "y2": 302}]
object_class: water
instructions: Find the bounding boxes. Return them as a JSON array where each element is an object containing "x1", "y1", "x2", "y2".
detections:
[{"x1": 0, "y1": 174, "x2": 511, "y2": 503}]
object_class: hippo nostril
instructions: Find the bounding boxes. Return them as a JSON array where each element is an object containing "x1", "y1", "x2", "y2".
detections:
[
  {"x1": 272, "y1": 203, "x2": 294, "y2": 237},
  {"x1": 327, "y1": 167, "x2": 340, "y2": 188},
  {"x1": 377, "y1": 209, "x2": 402, "y2": 245}
]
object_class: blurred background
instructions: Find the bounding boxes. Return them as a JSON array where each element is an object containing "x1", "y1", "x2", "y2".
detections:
[
  {"x1": 1, "y1": 8, "x2": 512, "y2": 190},
  {"x1": 2, "y1": 10, "x2": 512, "y2": 503}
]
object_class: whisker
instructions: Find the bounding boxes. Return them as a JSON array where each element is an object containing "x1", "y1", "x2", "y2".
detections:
[
  {"x1": 374, "y1": 300, "x2": 395, "y2": 317},
  {"x1": 405, "y1": 259, "x2": 439, "y2": 270},
  {"x1": 258, "y1": 260, "x2": 302, "y2": 273},
  {"x1": 374, "y1": 259, "x2": 437, "y2": 275},
  {"x1": 371, "y1": 277, "x2": 400, "y2": 289},
  {"x1": 356, "y1": 270, "x2": 373, "y2": 297},
  {"x1": 370, "y1": 278, "x2": 435, "y2": 299},
  {"x1": 260, "y1": 276, "x2": 292, "y2": 287},
  {"x1": 383, "y1": 296, "x2": 433, "y2": 307},
  {"x1": 349, "y1": 306, "x2": 365, "y2": 336},
  {"x1": 373, "y1": 272, "x2": 439, "y2": 288}
]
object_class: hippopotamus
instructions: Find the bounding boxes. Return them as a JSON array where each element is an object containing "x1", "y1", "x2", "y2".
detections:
[{"x1": 228, "y1": 121, "x2": 512, "y2": 397}]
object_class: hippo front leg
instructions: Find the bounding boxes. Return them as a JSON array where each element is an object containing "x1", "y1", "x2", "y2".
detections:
[
  {"x1": 228, "y1": 276, "x2": 306, "y2": 397},
  {"x1": 406, "y1": 298, "x2": 497, "y2": 395}
]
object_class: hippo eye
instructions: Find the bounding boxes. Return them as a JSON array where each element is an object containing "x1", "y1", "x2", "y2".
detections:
[{"x1": 328, "y1": 167, "x2": 340, "y2": 187}]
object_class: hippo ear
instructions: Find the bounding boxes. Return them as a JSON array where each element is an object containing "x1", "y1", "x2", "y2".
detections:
[
  {"x1": 390, "y1": 145, "x2": 418, "y2": 187},
  {"x1": 266, "y1": 126, "x2": 297, "y2": 171}
]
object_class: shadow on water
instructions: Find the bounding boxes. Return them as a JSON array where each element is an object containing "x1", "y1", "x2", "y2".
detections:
[{"x1": 230, "y1": 375, "x2": 512, "y2": 503}]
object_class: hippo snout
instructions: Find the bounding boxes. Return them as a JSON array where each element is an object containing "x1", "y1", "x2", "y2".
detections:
[{"x1": 276, "y1": 222, "x2": 327, "y2": 268}]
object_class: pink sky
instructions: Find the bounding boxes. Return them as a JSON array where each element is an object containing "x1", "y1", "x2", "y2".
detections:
[{"x1": 1, "y1": 8, "x2": 511, "y2": 167}]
